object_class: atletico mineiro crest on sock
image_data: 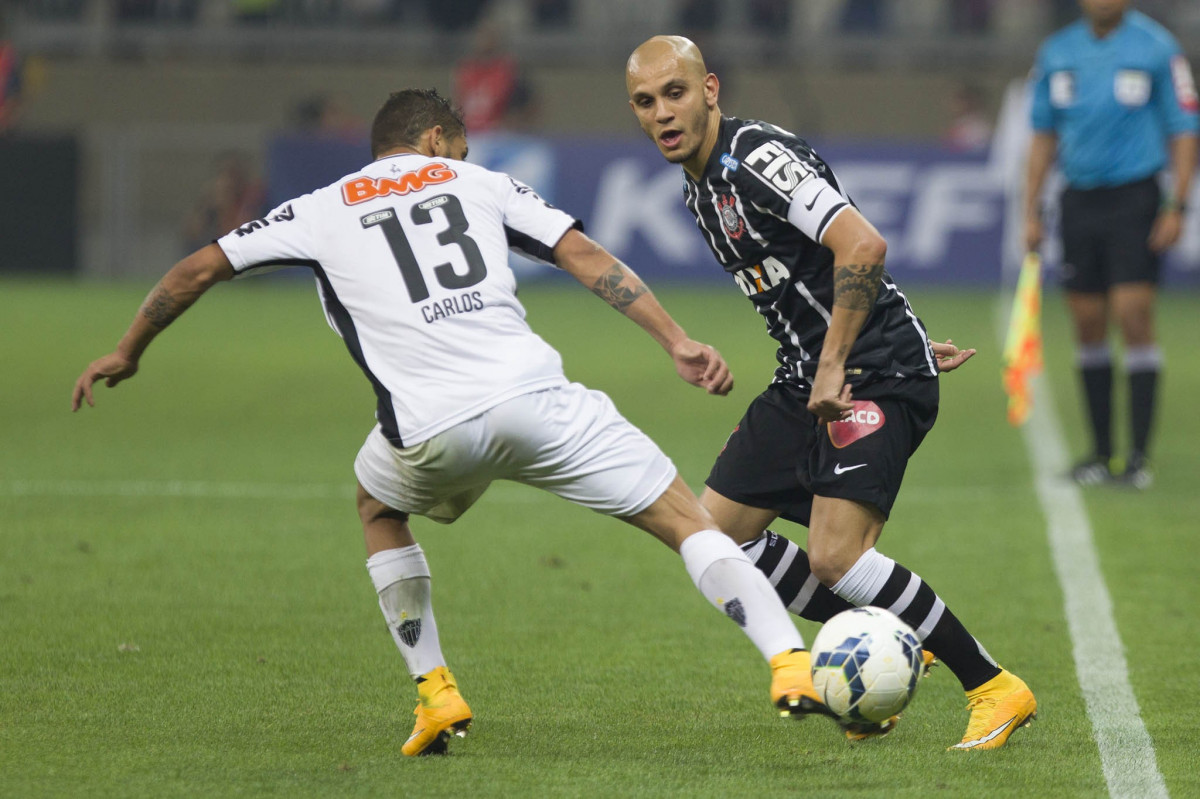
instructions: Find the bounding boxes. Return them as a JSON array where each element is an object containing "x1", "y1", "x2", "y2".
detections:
[
  {"x1": 398, "y1": 619, "x2": 422, "y2": 647},
  {"x1": 723, "y1": 597, "x2": 747, "y2": 627}
]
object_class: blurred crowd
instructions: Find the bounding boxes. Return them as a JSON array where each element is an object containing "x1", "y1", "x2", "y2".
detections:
[{"x1": 10, "y1": 0, "x2": 1192, "y2": 35}]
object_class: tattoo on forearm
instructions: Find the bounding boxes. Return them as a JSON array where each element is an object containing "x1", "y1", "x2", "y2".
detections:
[
  {"x1": 591, "y1": 263, "x2": 649, "y2": 312},
  {"x1": 833, "y1": 262, "x2": 884, "y2": 311},
  {"x1": 141, "y1": 285, "x2": 188, "y2": 329}
]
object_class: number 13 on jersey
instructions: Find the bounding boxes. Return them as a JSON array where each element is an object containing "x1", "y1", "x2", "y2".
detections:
[{"x1": 361, "y1": 193, "x2": 487, "y2": 303}]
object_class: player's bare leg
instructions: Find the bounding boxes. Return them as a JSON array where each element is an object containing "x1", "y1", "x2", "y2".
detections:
[
  {"x1": 624, "y1": 476, "x2": 834, "y2": 721},
  {"x1": 808, "y1": 494, "x2": 1036, "y2": 749},
  {"x1": 358, "y1": 483, "x2": 471, "y2": 756}
]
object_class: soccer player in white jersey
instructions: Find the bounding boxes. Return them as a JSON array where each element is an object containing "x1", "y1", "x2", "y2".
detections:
[{"x1": 72, "y1": 88, "x2": 858, "y2": 756}]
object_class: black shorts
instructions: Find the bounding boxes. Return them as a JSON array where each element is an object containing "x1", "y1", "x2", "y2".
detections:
[
  {"x1": 1059, "y1": 176, "x2": 1161, "y2": 293},
  {"x1": 705, "y1": 379, "x2": 939, "y2": 526}
]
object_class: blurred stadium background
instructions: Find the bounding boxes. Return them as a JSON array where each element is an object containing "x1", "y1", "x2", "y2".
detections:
[{"x1": 3, "y1": 0, "x2": 1199, "y2": 285}]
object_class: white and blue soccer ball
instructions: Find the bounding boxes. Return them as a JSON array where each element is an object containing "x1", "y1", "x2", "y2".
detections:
[{"x1": 810, "y1": 607, "x2": 924, "y2": 723}]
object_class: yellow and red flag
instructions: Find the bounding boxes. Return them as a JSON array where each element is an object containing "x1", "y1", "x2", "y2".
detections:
[{"x1": 1002, "y1": 253, "x2": 1044, "y2": 426}]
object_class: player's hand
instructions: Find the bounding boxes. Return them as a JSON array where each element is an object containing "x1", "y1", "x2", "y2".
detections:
[
  {"x1": 931, "y1": 339, "x2": 976, "y2": 373},
  {"x1": 1023, "y1": 216, "x2": 1043, "y2": 255},
  {"x1": 72, "y1": 352, "x2": 138, "y2": 411},
  {"x1": 1148, "y1": 209, "x2": 1183, "y2": 253},
  {"x1": 808, "y1": 367, "x2": 853, "y2": 423},
  {"x1": 670, "y1": 339, "x2": 734, "y2": 395}
]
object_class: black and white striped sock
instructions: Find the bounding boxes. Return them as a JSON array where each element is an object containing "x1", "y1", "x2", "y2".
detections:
[
  {"x1": 740, "y1": 530, "x2": 855, "y2": 622},
  {"x1": 833, "y1": 547, "x2": 1000, "y2": 691}
]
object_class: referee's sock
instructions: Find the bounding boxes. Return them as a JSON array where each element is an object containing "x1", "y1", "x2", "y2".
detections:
[
  {"x1": 832, "y1": 548, "x2": 1001, "y2": 692},
  {"x1": 1078, "y1": 344, "x2": 1113, "y2": 461},
  {"x1": 740, "y1": 530, "x2": 855, "y2": 622},
  {"x1": 1125, "y1": 345, "x2": 1162, "y2": 461}
]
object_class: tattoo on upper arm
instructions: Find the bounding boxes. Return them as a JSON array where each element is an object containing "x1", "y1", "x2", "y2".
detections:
[
  {"x1": 591, "y1": 263, "x2": 648, "y2": 312},
  {"x1": 141, "y1": 285, "x2": 187, "y2": 329},
  {"x1": 833, "y1": 262, "x2": 884, "y2": 311}
]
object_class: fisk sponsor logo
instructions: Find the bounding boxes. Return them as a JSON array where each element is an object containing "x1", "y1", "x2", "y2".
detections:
[
  {"x1": 743, "y1": 140, "x2": 814, "y2": 196},
  {"x1": 342, "y1": 163, "x2": 457, "y2": 205}
]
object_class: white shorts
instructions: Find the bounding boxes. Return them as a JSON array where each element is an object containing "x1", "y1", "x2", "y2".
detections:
[{"x1": 354, "y1": 383, "x2": 677, "y2": 523}]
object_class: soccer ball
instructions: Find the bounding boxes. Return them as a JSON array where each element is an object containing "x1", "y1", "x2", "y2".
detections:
[{"x1": 810, "y1": 607, "x2": 924, "y2": 723}]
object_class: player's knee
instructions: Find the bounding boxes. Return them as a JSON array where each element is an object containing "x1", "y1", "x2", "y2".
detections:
[
  {"x1": 1116, "y1": 313, "x2": 1155, "y2": 346},
  {"x1": 808, "y1": 553, "x2": 846, "y2": 587},
  {"x1": 357, "y1": 482, "x2": 408, "y2": 526},
  {"x1": 807, "y1": 541, "x2": 860, "y2": 586}
]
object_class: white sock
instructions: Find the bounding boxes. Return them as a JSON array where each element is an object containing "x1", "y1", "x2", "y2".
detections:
[
  {"x1": 831, "y1": 547, "x2": 896, "y2": 606},
  {"x1": 679, "y1": 529, "x2": 805, "y2": 660},
  {"x1": 367, "y1": 545, "x2": 445, "y2": 679}
]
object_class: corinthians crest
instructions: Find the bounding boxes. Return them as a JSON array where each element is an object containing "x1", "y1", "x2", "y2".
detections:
[{"x1": 717, "y1": 194, "x2": 745, "y2": 240}]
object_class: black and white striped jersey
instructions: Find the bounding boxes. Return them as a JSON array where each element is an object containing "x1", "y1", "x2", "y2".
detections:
[{"x1": 683, "y1": 116, "x2": 937, "y2": 394}]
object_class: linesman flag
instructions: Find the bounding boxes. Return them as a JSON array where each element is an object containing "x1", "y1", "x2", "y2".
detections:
[{"x1": 1002, "y1": 253, "x2": 1044, "y2": 426}]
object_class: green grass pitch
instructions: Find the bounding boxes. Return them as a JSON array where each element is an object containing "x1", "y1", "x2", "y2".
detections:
[{"x1": 1, "y1": 277, "x2": 1197, "y2": 798}]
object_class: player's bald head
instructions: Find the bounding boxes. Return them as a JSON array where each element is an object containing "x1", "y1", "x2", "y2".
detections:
[{"x1": 626, "y1": 35, "x2": 708, "y2": 95}]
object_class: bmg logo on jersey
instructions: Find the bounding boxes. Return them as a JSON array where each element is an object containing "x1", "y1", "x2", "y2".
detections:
[
  {"x1": 732, "y1": 257, "x2": 788, "y2": 296},
  {"x1": 342, "y1": 162, "x2": 458, "y2": 205}
]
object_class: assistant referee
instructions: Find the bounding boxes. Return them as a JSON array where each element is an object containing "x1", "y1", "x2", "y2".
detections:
[{"x1": 1024, "y1": 0, "x2": 1198, "y2": 488}]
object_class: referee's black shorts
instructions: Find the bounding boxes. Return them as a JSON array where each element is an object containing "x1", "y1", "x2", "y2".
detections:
[
  {"x1": 705, "y1": 378, "x2": 939, "y2": 527},
  {"x1": 1059, "y1": 176, "x2": 1161, "y2": 293}
]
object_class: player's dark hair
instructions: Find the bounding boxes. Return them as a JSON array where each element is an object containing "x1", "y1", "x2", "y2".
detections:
[{"x1": 371, "y1": 89, "x2": 466, "y2": 158}]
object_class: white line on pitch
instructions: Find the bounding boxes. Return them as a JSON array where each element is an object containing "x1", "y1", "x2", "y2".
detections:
[
  {"x1": 0, "y1": 479, "x2": 1013, "y2": 504},
  {"x1": 1017, "y1": 355, "x2": 1168, "y2": 797},
  {"x1": 0, "y1": 479, "x2": 546, "y2": 503}
]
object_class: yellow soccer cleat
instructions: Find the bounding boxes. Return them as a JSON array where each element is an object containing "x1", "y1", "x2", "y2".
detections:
[
  {"x1": 950, "y1": 669, "x2": 1037, "y2": 751},
  {"x1": 922, "y1": 649, "x2": 938, "y2": 675},
  {"x1": 842, "y1": 715, "x2": 900, "y2": 741},
  {"x1": 401, "y1": 666, "x2": 473, "y2": 757},
  {"x1": 770, "y1": 648, "x2": 837, "y2": 720}
]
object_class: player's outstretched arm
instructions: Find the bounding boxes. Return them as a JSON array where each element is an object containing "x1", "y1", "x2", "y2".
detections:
[
  {"x1": 552, "y1": 228, "x2": 733, "y2": 395},
  {"x1": 71, "y1": 243, "x2": 235, "y2": 411}
]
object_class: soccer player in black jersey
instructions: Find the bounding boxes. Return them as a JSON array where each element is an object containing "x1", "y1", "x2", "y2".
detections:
[{"x1": 626, "y1": 35, "x2": 1036, "y2": 750}]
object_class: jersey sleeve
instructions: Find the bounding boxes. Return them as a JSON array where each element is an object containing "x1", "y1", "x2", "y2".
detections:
[
  {"x1": 1029, "y1": 43, "x2": 1056, "y2": 132},
  {"x1": 1154, "y1": 43, "x2": 1200, "y2": 136},
  {"x1": 729, "y1": 125, "x2": 850, "y2": 244},
  {"x1": 216, "y1": 194, "x2": 318, "y2": 278},
  {"x1": 499, "y1": 176, "x2": 582, "y2": 266}
]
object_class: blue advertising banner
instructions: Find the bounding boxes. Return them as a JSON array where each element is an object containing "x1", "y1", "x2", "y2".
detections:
[{"x1": 267, "y1": 133, "x2": 1200, "y2": 286}]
